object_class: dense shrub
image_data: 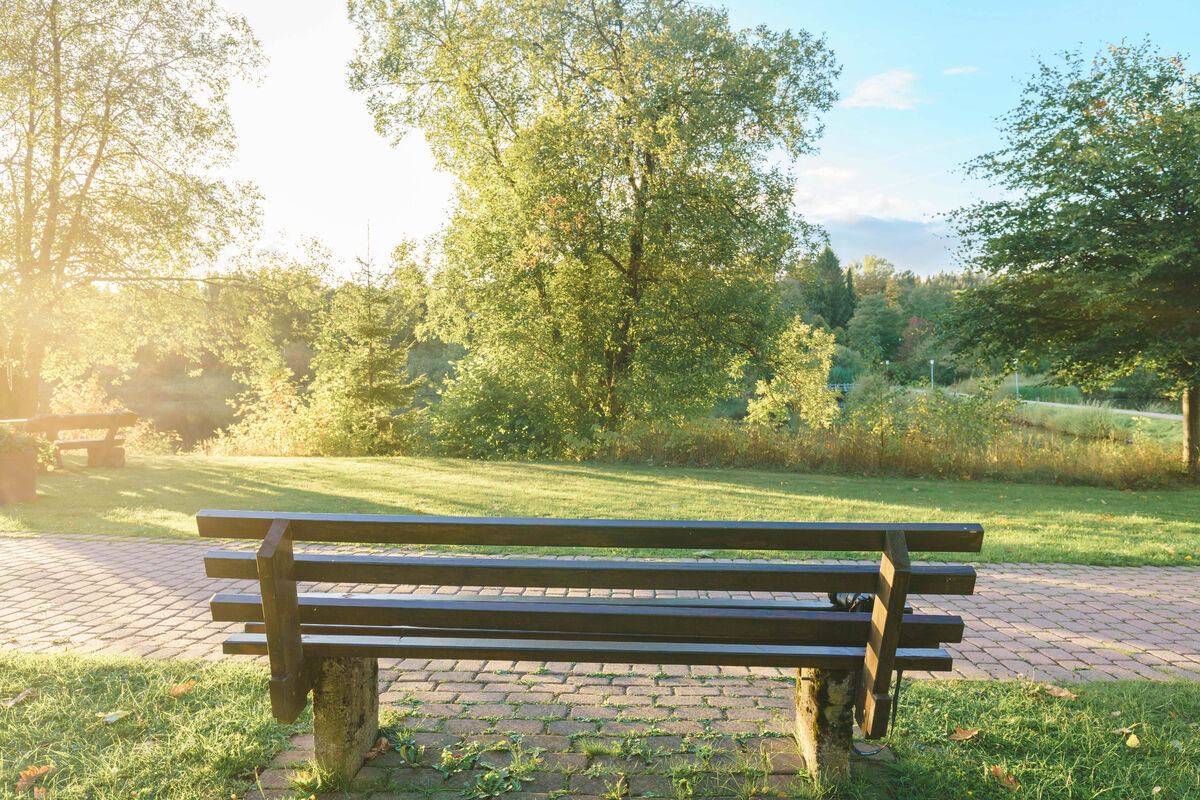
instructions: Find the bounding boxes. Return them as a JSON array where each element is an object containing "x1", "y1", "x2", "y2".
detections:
[{"x1": 431, "y1": 357, "x2": 582, "y2": 459}]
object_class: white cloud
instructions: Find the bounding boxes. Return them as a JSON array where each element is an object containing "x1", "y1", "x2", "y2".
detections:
[
  {"x1": 843, "y1": 69, "x2": 928, "y2": 110},
  {"x1": 943, "y1": 65, "x2": 980, "y2": 75}
]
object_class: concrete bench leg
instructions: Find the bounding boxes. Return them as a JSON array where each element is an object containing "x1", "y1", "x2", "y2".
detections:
[
  {"x1": 312, "y1": 657, "x2": 379, "y2": 779},
  {"x1": 795, "y1": 667, "x2": 857, "y2": 783}
]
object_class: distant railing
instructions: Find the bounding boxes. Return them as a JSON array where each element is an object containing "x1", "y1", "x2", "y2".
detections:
[{"x1": 828, "y1": 383, "x2": 854, "y2": 393}]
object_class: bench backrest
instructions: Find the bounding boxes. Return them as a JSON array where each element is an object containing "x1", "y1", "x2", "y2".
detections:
[
  {"x1": 200, "y1": 510, "x2": 981, "y2": 738},
  {"x1": 10, "y1": 412, "x2": 138, "y2": 437}
]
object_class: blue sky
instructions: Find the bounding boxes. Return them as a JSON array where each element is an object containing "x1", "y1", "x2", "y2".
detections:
[{"x1": 220, "y1": 0, "x2": 1200, "y2": 275}]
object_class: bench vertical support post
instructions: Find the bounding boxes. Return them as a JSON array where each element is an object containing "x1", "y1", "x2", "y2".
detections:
[
  {"x1": 256, "y1": 518, "x2": 310, "y2": 723},
  {"x1": 857, "y1": 529, "x2": 911, "y2": 739},
  {"x1": 312, "y1": 656, "x2": 379, "y2": 779},
  {"x1": 795, "y1": 667, "x2": 857, "y2": 783}
]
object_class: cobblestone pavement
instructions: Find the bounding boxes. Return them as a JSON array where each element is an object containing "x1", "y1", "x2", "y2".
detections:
[
  {"x1": 4, "y1": 532, "x2": 1199, "y2": 799},
  {"x1": 2, "y1": 532, "x2": 1198, "y2": 683}
]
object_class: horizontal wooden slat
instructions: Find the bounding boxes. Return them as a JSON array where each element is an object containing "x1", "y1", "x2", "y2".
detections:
[
  {"x1": 211, "y1": 592, "x2": 963, "y2": 645},
  {"x1": 204, "y1": 550, "x2": 976, "y2": 594},
  {"x1": 242, "y1": 622, "x2": 948, "y2": 648},
  {"x1": 20, "y1": 412, "x2": 138, "y2": 433},
  {"x1": 56, "y1": 437, "x2": 125, "y2": 450},
  {"x1": 222, "y1": 632, "x2": 954, "y2": 670},
  {"x1": 197, "y1": 510, "x2": 983, "y2": 553}
]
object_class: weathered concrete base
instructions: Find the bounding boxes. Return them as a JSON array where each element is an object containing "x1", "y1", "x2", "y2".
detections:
[
  {"x1": 312, "y1": 657, "x2": 379, "y2": 779},
  {"x1": 795, "y1": 667, "x2": 857, "y2": 783}
]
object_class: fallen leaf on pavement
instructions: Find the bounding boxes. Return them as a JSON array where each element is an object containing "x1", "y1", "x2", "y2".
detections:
[
  {"x1": 948, "y1": 727, "x2": 980, "y2": 742},
  {"x1": 364, "y1": 736, "x2": 392, "y2": 761}
]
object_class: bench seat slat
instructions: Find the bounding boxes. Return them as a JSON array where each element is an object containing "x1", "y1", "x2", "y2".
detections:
[
  {"x1": 204, "y1": 551, "x2": 976, "y2": 594},
  {"x1": 222, "y1": 632, "x2": 954, "y2": 671},
  {"x1": 242, "y1": 622, "x2": 949, "y2": 648},
  {"x1": 197, "y1": 510, "x2": 983, "y2": 553},
  {"x1": 211, "y1": 592, "x2": 964, "y2": 645},
  {"x1": 55, "y1": 437, "x2": 125, "y2": 450}
]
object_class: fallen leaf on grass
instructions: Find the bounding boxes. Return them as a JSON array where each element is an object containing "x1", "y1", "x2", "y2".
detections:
[
  {"x1": 1, "y1": 688, "x2": 36, "y2": 707},
  {"x1": 1126, "y1": 733, "x2": 1141, "y2": 748},
  {"x1": 1113, "y1": 723, "x2": 1143, "y2": 735},
  {"x1": 15, "y1": 764, "x2": 53, "y2": 792},
  {"x1": 1041, "y1": 684, "x2": 1078, "y2": 700},
  {"x1": 989, "y1": 765, "x2": 1020, "y2": 791},
  {"x1": 364, "y1": 736, "x2": 392, "y2": 761},
  {"x1": 948, "y1": 727, "x2": 980, "y2": 742},
  {"x1": 169, "y1": 680, "x2": 197, "y2": 696},
  {"x1": 96, "y1": 710, "x2": 131, "y2": 724}
]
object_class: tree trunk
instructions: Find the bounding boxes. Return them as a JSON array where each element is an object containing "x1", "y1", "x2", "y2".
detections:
[
  {"x1": 1184, "y1": 386, "x2": 1200, "y2": 476},
  {"x1": 0, "y1": 345, "x2": 43, "y2": 419}
]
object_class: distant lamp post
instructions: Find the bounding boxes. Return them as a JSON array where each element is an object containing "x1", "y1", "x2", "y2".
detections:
[
  {"x1": 930, "y1": 359, "x2": 935, "y2": 390},
  {"x1": 1014, "y1": 359, "x2": 1020, "y2": 400},
  {"x1": 884, "y1": 359, "x2": 889, "y2": 380}
]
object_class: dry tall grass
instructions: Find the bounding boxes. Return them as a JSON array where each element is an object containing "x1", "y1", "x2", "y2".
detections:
[{"x1": 589, "y1": 384, "x2": 1182, "y2": 489}]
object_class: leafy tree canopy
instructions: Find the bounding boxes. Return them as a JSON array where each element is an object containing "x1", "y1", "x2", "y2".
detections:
[
  {"x1": 349, "y1": 0, "x2": 839, "y2": 438},
  {"x1": 0, "y1": 0, "x2": 262, "y2": 416},
  {"x1": 942, "y1": 40, "x2": 1200, "y2": 468}
]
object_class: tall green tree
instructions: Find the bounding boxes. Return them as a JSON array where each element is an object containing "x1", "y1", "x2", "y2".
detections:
[
  {"x1": 943, "y1": 42, "x2": 1200, "y2": 472},
  {"x1": 349, "y1": 0, "x2": 838, "y2": 441},
  {"x1": 0, "y1": 0, "x2": 261, "y2": 417},
  {"x1": 308, "y1": 248, "x2": 425, "y2": 452},
  {"x1": 846, "y1": 293, "x2": 904, "y2": 364},
  {"x1": 795, "y1": 246, "x2": 855, "y2": 329}
]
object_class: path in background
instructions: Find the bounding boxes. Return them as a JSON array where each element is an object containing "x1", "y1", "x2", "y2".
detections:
[
  {"x1": 1018, "y1": 398, "x2": 1182, "y2": 420},
  {"x1": 2, "y1": 532, "x2": 1197, "y2": 683}
]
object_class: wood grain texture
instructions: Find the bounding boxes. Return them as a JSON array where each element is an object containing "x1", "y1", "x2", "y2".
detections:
[
  {"x1": 222, "y1": 632, "x2": 954, "y2": 670},
  {"x1": 197, "y1": 510, "x2": 983, "y2": 552},
  {"x1": 256, "y1": 519, "x2": 310, "y2": 723},
  {"x1": 204, "y1": 550, "x2": 977, "y2": 594},
  {"x1": 857, "y1": 530, "x2": 913, "y2": 739}
]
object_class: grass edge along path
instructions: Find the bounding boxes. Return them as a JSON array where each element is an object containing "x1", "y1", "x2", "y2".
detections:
[
  {"x1": 0, "y1": 650, "x2": 303, "y2": 800},
  {"x1": 1, "y1": 455, "x2": 1198, "y2": 566},
  {"x1": 2, "y1": 650, "x2": 1197, "y2": 800}
]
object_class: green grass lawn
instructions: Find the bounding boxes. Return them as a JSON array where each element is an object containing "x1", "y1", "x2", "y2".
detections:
[
  {"x1": 872, "y1": 678, "x2": 1200, "y2": 799},
  {"x1": 3, "y1": 650, "x2": 1196, "y2": 800},
  {"x1": 0, "y1": 650, "x2": 300, "y2": 800},
  {"x1": 1, "y1": 454, "x2": 1198, "y2": 566}
]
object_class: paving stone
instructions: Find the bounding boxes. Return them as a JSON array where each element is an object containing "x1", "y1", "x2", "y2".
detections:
[{"x1": 5, "y1": 532, "x2": 1200, "y2": 800}]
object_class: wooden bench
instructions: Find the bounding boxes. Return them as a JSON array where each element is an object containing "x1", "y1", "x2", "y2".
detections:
[
  {"x1": 0, "y1": 411, "x2": 138, "y2": 468},
  {"x1": 200, "y1": 510, "x2": 982, "y2": 782}
]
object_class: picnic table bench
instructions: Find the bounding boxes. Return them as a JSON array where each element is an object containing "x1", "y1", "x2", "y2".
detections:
[
  {"x1": 201, "y1": 510, "x2": 982, "y2": 782},
  {"x1": 0, "y1": 411, "x2": 138, "y2": 468}
]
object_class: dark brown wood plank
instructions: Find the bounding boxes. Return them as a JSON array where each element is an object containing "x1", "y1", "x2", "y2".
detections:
[
  {"x1": 256, "y1": 519, "x2": 310, "y2": 724},
  {"x1": 210, "y1": 592, "x2": 963, "y2": 645},
  {"x1": 857, "y1": 530, "x2": 913, "y2": 739},
  {"x1": 204, "y1": 550, "x2": 976, "y2": 594},
  {"x1": 219, "y1": 591, "x2": 894, "y2": 613},
  {"x1": 196, "y1": 510, "x2": 984, "y2": 553},
  {"x1": 221, "y1": 633, "x2": 953, "y2": 671},
  {"x1": 20, "y1": 412, "x2": 138, "y2": 434},
  {"x1": 242, "y1": 621, "x2": 956, "y2": 648},
  {"x1": 55, "y1": 437, "x2": 125, "y2": 450}
]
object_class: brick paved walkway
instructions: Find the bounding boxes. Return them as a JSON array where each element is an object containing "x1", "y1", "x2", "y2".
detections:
[
  {"x1": 2, "y1": 532, "x2": 1198, "y2": 681},
  {"x1": 4, "y1": 532, "x2": 1199, "y2": 799}
]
